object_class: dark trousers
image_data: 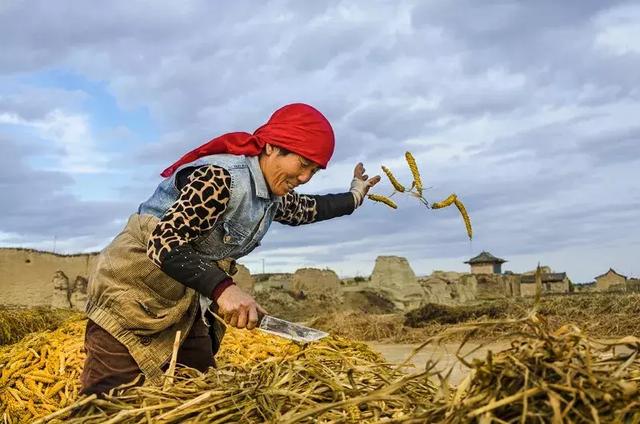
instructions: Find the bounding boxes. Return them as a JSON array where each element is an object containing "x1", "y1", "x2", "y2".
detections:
[{"x1": 80, "y1": 307, "x2": 216, "y2": 395}]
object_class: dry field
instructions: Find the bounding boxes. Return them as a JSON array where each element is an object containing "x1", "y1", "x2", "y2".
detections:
[
  {"x1": 1, "y1": 292, "x2": 639, "y2": 422},
  {"x1": 311, "y1": 292, "x2": 640, "y2": 343}
]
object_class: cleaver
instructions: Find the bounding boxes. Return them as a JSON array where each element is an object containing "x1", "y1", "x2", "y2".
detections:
[
  {"x1": 257, "y1": 314, "x2": 328, "y2": 343},
  {"x1": 211, "y1": 309, "x2": 328, "y2": 343}
]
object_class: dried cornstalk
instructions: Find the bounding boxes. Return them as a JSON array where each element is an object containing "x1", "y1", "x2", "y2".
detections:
[{"x1": 414, "y1": 314, "x2": 640, "y2": 423}]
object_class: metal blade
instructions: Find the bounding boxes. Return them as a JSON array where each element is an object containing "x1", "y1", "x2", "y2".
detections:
[{"x1": 258, "y1": 315, "x2": 328, "y2": 343}]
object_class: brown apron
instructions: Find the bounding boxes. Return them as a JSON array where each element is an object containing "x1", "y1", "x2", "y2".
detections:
[{"x1": 80, "y1": 305, "x2": 217, "y2": 395}]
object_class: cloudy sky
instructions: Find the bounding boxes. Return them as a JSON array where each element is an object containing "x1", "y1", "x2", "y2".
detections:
[{"x1": 1, "y1": 1, "x2": 639, "y2": 283}]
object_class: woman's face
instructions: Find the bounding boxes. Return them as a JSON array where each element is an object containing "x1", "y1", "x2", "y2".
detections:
[{"x1": 259, "y1": 145, "x2": 320, "y2": 196}]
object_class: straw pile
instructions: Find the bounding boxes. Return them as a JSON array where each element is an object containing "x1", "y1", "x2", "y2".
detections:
[
  {"x1": 0, "y1": 306, "x2": 83, "y2": 346},
  {"x1": 404, "y1": 302, "x2": 511, "y2": 327},
  {"x1": 309, "y1": 312, "x2": 405, "y2": 341},
  {"x1": 415, "y1": 314, "x2": 640, "y2": 422},
  {"x1": 536, "y1": 292, "x2": 640, "y2": 336},
  {"x1": 401, "y1": 293, "x2": 640, "y2": 339}
]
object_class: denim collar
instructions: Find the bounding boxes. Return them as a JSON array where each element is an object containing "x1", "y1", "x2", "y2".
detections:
[{"x1": 246, "y1": 155, "x2": 280, "y2": 202}]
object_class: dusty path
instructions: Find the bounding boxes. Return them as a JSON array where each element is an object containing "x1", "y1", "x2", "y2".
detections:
[{"x1": 366, "y1": 341, "x2": 512, "y2": 385}]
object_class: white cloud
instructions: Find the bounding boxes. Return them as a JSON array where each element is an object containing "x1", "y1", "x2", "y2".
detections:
[
  {"x1": 595, "y1": 4, "x2": 640, "y2": 55},
  {"x1": 1, "y1": 108, "x2": 107, "y2": 173},
  {"x1": 1, "y1": 1, "x2": 639, "y2": 282}
]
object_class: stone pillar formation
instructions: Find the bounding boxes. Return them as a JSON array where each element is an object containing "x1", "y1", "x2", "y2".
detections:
[{"x1": 370, "y1": 256, "x2": 424, "y2": 311}]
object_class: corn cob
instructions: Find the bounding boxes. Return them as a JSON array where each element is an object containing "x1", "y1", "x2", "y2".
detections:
[
  {"x1": 381, "y1": 166, "x2": 405, "y2": 192},
  {"x1": 454, "y1": 199, "x2": 473, "y2": 240},
  {"x1": 405, "y1": 152, "x2": 423, "y2": 196},
  {"x1": 367, "y1": 194, "x2": 398, "y2": 209},
  {"x1": 44, "y1": 380, "x2": 66, "y2": 399},
  {"x1": 431, "y1": 193, "x2": 457, "y2": 209}
]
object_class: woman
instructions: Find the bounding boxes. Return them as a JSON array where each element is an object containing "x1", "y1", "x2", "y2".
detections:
[{"x1": 80, "y1": 103, "x2": 380, "y2": 394}]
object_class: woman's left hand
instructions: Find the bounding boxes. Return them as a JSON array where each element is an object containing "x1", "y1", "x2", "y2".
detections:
[{"x1": 350, "y1": 162, "x2": 381, "y2": 206}]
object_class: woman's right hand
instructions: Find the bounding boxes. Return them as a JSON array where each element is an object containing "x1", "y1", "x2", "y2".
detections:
[{"x1": 216, "y1": 285, "x2": 266, "y2": 330}]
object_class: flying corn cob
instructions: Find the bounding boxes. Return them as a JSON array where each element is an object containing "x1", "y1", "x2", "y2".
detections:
[
  {"x1": 381, "y1": 166, "x2": 405, "y2": 192},
  {"x1": 431, "y1": 193, "x2": 457, "y2": 209},
  {"x1": 367, "y1": 194, "x2": 398, "y2": 209},
  {"x1": 405, "y1": 152, "x2": 423, "y2": 196},
  {"x1": 454, "y1": 199, "x2": 473, "y2": 240}
]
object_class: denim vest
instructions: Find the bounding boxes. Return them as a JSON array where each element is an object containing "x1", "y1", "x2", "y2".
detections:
[{"x1": 138, "y1": 154, "x2": 281, "y2": 261}]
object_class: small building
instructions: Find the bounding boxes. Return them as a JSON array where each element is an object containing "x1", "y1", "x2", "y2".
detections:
[
  {"x1": 595, "y1": 268, "x2": 627, "y2": 291},
  {"x1": 520, "y1": 272, "x2": 571, "y2": 296},
  {"x1": 464, "y1": 251, "x2": 507, "y2": 275}
]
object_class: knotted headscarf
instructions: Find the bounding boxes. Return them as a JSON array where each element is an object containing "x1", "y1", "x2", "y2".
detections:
[{"x1": 161, "y1": 103, "x2": 335, "y2": 177}]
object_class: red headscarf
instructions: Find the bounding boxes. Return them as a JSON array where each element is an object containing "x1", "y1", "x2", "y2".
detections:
[{"x1": 161, "y1": 103, "x2": 335, "y2": 177}]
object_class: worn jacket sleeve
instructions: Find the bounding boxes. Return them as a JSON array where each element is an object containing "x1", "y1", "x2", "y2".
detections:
[
  {"x1": 146, "y1": 165, "x2": 232, "y2": 297},
  {"x1": 274, "y1": 191, "x2": 355, "y2": 226}
]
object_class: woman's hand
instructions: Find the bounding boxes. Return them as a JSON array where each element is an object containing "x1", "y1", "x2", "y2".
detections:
[
  {"x1": 216, "y1": 285, "x2": 267, "y2": 330},
  {"x1": 350, "y1": 162, "x2": 381, "y2": 206}
]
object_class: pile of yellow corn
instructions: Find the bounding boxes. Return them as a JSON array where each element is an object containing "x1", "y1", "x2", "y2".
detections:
[{"x1": 0, "y1": 319, "x2": 85, "y2": 423}]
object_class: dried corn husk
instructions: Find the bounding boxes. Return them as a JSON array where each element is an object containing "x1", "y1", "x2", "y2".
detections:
[{"x1": 416, "y1": 315, "x2": 640, "y2": 423}]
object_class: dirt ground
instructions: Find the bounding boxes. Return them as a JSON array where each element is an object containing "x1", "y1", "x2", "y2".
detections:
[{"x1": 367, "y1": 340, "x2": 512, "y2": 385}]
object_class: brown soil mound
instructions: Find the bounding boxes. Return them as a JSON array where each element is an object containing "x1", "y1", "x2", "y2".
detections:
[
  {"x1": 404, "y1": 301, "x2": 511, "y2": 327},
  {"x1": 254, "y1": 289, "x2": 343, "y2": 322},
  {"x1": 254, "y1": 288, "x2": 397, "y2": 322},
  {"x1": 342, "y1": 290, "x2": 396, "y2": 314}
]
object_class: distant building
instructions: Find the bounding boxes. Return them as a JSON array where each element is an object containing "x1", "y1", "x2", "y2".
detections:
[
  {"x1": 520, "y1": 272, "x2": 571, "y2": 296},
  {"x1": 595, "y1": 268, "x2": 627, "y2": 291},
  {"x1": 464, "y1": 251, "x2": 506, "y2": 274}
]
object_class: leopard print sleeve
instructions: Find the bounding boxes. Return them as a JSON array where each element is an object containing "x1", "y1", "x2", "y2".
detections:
[
  {"x1": 146, "y1": 165, "x2": 233, "y2": 297},
  {"x1": 274, "y1": 191, "x2": 356, "y2": 226}
]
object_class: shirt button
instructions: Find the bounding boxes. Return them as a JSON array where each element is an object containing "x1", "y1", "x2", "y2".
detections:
[
  {"x1": 140, "y1": 336, "x2": 153, "y2": 346},
  {"x1": 223, "y1": 235, "x2": 232, "y2": 243}
]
